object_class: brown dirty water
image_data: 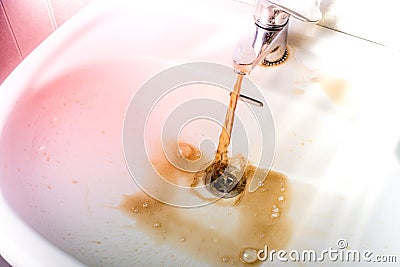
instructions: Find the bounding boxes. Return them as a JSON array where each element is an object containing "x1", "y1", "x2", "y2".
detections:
[
  {"x1": 204, "y1": 74, "x2": 244, "y2": 186},
  {"x1": 120, "y1": 142, "x2": 292, "y2": 266},
  {"x1": 214, "y1": 74, "x2": 243, "y2": 166}
]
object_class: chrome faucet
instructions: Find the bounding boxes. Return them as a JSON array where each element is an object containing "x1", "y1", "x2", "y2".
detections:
[{"x1": 233, "y1": 0, "x2": 322, "y2": 75}]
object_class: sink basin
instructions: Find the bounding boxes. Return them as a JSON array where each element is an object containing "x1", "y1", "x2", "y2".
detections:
[{"x1": 1, "y1": 0, "x2": 400, "y2": 266}]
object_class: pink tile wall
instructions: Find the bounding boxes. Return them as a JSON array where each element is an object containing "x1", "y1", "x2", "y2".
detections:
[
  {"x1": 50, "y1": 0, "x2": 91, "y2": 27},
  {"x1": 0, "y1": 0, "x2": 90, "y2": 85},
  {"x1": 0, "y1": 2, "x2": 22, "y2": 83},
  {"x1": 1, "y1": 0, "x2": 55, "y2": 58}
]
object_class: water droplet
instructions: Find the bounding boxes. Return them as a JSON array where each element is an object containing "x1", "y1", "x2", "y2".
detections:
[
  {"x1": 272, "y1": 206, "x2": 280, "y2": 213},
  {"x1": 131, "y1": 206, "x2": 139, "y2": 213},
  {"x1": 222, "y1": 257, "x2": 228, "y2": 262},
  {"x1": 142, "y1": 203, "x2": 148, "y2": 208},
  {"x1": 179, "y1": 237, "x2": 186, "y2": 242},
  {"x1": 153, "y1": 222, "x2": 161, "y2": 228},
  {"x1": 239, "y1": 248, "x2": 258, "y2": 264},
  {"x1": 271, "y1": 212, "x2": 280, "y2": 218},
  {"x1": 257, "y1": 180, "x2": 264, "y2": 187},
  {"x1": 278, "y1": 195, "x2": 284, "y2": 201},
  {"x1": 280, "y1": 186, "x2": 286, "y2": 192}
]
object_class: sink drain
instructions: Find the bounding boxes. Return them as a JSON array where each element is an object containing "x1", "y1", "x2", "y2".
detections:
[{"x1": 204, "y1": 165, "x2": 246, "y2": 199}]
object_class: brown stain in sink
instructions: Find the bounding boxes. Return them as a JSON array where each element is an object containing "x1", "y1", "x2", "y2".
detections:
[
  {"x1": 317, "y1": 74, "x2": 349, "y2": 105},
  {"x1": 286, "y1": 46, "x2": 349, "y2": 105},
  {"x1": 120, "y1": 142, "x2": 292, "y2": 266},
  {"x1": 292, "y1": 88, "x2": 305, "y2": 95}
]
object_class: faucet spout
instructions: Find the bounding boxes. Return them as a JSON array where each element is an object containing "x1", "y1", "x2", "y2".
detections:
[{"x1": 233, "y1": 22, "x2": 288, "y2": 75}]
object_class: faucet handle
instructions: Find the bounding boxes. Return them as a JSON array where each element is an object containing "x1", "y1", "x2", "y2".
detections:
[
  {"x1": 254, "y1": 0, "x2": 322, "y2": 28},
  {"x1": 268, "y1": 0, "x2": 322, "y2": 22}
]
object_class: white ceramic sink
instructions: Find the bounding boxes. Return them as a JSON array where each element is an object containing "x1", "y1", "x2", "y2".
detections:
[{"x1": 1, "y1": 0, "x2": 400, "y2": 266}]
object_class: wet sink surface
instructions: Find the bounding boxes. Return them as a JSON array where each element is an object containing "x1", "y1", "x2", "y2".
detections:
[{"x1": 1, "y1": 0, "x2": 400, "y2": 266}]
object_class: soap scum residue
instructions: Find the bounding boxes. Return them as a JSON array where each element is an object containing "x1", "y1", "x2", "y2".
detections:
[{"x1": 120, "y1": 143, "x2": 292, "y2": 266}]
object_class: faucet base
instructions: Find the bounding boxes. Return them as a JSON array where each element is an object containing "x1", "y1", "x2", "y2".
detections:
[{"x1": 262, "y1": 48, "x2": 289, "y2": 67}]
